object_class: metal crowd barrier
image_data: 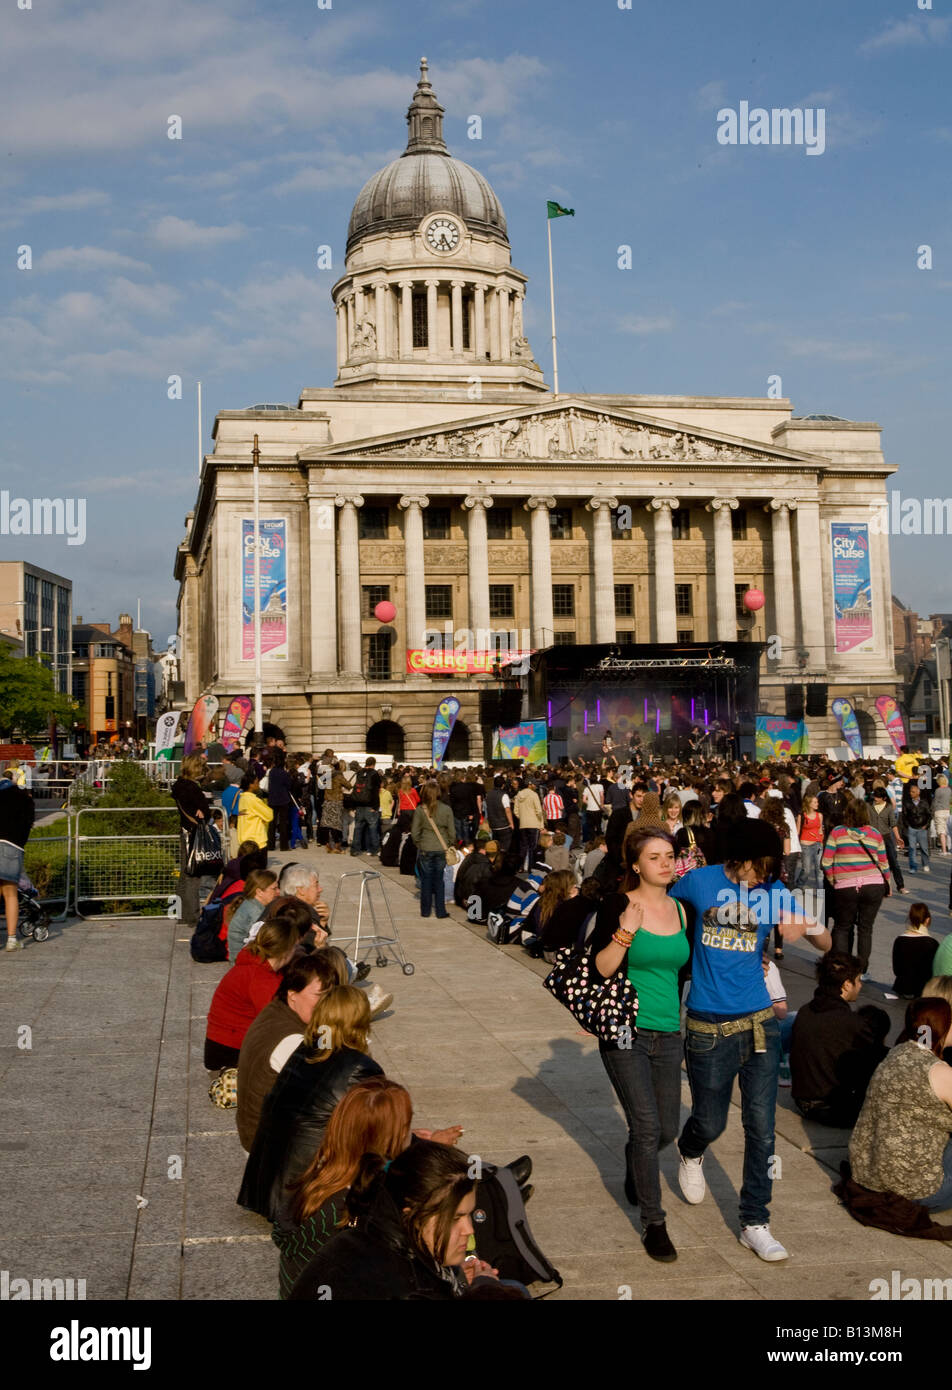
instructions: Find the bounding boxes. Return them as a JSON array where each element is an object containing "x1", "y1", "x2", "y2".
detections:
[{"x1": 23, "y1": 832, "x2": 72, "y2": 923}]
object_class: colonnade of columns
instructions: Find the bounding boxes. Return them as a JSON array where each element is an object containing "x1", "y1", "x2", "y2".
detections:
[
  {"x1": 310, "y1": 492, "x2": 823, "y2": 676},
  {"x1": 335, "y1": 279, "x2": 524, "y2": 361}
]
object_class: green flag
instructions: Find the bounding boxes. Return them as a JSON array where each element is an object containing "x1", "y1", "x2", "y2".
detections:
[{"x1": 547, "y1": 200, "x2": 575, "y2": 218}]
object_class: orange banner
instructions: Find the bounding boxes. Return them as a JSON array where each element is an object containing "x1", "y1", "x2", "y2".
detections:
[{"x1": 406, "y1": 649, "x2": 531, "y2": 676}]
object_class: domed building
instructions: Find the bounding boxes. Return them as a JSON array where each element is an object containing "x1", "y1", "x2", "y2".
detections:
[{"x1": 176, "y1": 60, "x2": 900, "y2": 762}]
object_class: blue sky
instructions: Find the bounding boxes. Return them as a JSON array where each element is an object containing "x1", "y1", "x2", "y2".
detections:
[{"x1": 2, "y1": 0, "x2": 950, "y2": 642}]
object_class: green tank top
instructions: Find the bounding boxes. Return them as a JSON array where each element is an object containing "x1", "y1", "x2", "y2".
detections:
[{"x1": 626, "y1": 902, "x2": 689, "y2": 1032}]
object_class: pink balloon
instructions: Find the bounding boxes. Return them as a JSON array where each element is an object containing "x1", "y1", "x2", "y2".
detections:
[
  {"x1": 743, "y1": 587, "x2": 765, "y2": 612},
  {"x1": 374, "y1": 600, "x2": 397, "y2": 623}
]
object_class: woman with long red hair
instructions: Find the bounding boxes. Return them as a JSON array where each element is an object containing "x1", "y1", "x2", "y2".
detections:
[{"x1": 273, "y1": 1077, "x2": 413, "y2": 1298}]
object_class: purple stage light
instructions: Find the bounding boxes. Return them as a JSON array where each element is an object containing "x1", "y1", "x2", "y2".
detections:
[
  {"x1": 644, "y1": 698, "x2": 648, "y2": 724},
  {"x1": 596, "y1": 699, "x2": 601, "y2": 723},
  {"x1": 584, "y1": 709, "x2": 588, "y2": 734},
  {"x1": 547, "y1": 700, "x2": 552, "y2": 728},
  {"x1": 691, "y1": 699, "x2": 696, "y2": 720},
  {"x1": 704, "y1": 708, "x2": 709, "y2": 727},
  {"x1": 656, "y1": 707, "x2": 661, "y2": 735}
]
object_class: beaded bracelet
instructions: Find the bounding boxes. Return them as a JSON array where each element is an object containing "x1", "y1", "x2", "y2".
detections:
[{"x1": 612, "y1": 931, "x2": 634, "y2": 947}]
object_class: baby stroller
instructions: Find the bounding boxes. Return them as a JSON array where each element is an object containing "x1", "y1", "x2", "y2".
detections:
[{"x1": 16, "y1": 872, "x2": 51, "y2": 942}]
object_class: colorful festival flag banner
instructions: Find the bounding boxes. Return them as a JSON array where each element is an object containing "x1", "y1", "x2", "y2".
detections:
[
  {"x1": 492, "y1": 719, "x2": 548, "y2": 765},
  {"x1": 182, "y1": 695, "x2": 219, "y2": 756},
  {"x1": 831, "y1": 697, "x2": 864, "y2": 760},
  {"x1": 431, "y1": 697, "x2": 461, "y2": 769},
  {"x1": 221, "y1": 696, "x2": 254, "y2": 751},
  {"x1": 242, "y1": 518, "x2": 288, "y2": 660},
  {"x1": 154, "y1": 711, "x2": 181, "y2": 755},
  {"x1": 831, "y1": 523, "x2": 874, "y2": 655},
  {"x1": 754, "y1": 716, "x2": 808, "y2": 761},
  {"x1": 875, "y1": 695, "x2": 907, "y2": 755},
  {"x1": 546, "y1": 201, "x2": 575, "y2": 218}
]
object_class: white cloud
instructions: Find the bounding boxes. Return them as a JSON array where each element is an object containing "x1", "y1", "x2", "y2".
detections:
[
  {"x1": 860, "y1": 16, "x2": 952, "y2": 53},
  {"x1": 273, "y1": 149, "x2": 401, "y2": 196},
  {"x1": 696, "y1": 80, "x2": 727, "y2": 112},
  {"x1": 18, "y1": 190, "x2": 111, "y2": 214},
  {"x1": 618, "y1": 315, "x2": 675, "y2": 335},
  {"x1": 37, "y1": 245, "x2": 151, "y2": 274},
  {"x1": 151, "y1": 216, "x2": 246, "y2": 250},
  {"x1": 782, "y1": 337, "x2": 886, "y2": 364}
]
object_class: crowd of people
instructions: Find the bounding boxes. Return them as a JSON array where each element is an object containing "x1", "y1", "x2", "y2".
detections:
[{"x1": 162, "y1": 733, "x2": 952, "y2": 1289}]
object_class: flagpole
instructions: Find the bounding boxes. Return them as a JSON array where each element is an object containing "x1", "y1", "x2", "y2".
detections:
[
  {"x1": 252, "y1": 433, "x2": 262, "y2": 739},
  {"x1": 547, "y1": 216, "x2": 559, "y2": 397}
]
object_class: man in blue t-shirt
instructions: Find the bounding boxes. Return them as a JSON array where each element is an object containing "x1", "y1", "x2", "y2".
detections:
[{"x1": 670, "y1": 819, "x2": 831, "y2": 1263}]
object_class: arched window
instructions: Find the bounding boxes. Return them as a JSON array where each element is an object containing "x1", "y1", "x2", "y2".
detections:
[
  {"x1": 366, "y1": 720, "x2": 405, "y2": 759},
  {"x1": 445, "y1": 719, "x2": 470, "y2": 762}
]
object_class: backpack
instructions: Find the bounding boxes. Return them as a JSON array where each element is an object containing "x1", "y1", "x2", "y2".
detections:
[
  {"x1": 472, "y1": 1165, "x2": 562, "y2": 1295},
  {"x1": 221, "y1": 783, "x2": 242, "y2": 819},
  {"x1": 190, "y1": 898, "x2": 228, "y2": 963},
  {"x1": 673, "y1": 827, "x2": 705, "y2": 880},
  {"x1": 347, "y1": 769, "x2": 375, "y2": 808}
]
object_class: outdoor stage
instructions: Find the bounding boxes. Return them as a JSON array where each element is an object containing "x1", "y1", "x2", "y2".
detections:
[{"x1": 529, "y1": 642, "x2": 764, "y2": 763}]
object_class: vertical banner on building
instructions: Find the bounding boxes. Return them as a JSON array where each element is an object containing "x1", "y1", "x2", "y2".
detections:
[
  {"x1": 754, "y1": 716, "x2": 807, "y2": 760},
  {"x1": 831, "y1": 697, "x2": 864, "y2": 760},
  {"x1": 242, "y1": 519, "x2": 288, "y2": 660},
  {"x1": 831, "y1": 522, "x2": 874, "y2": 654},
  {"x1": 154, "y1": 711, "x2": 181, "y2": 755},
  {"x1": 875, "y1": 695, "x2": 907, "y2": 754},
  {"x1": 431, "y1": 696, "x2": 461, "y2": 769},
  {"x1": 182, "y1": 695, "x2": 219, "y2": 756}
]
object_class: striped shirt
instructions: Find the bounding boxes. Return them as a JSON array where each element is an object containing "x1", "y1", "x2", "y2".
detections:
[
  {"x1": 821, "y1": 825, "x2": 888, "y2": 889},
  {"x1": 543, "y1": 791, "x2": 564, "y2": 822}
]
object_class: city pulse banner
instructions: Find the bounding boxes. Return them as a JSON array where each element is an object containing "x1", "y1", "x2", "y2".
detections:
[
  {"x1": 755, "y1": 716, "x2": 808, "y2": 760},
  {"x1": 831, "y1": 522, "x2": 874, "y2": 655},
  {"x1": 242, "y1": 518, "x2": 288, "y2": 660},
  {"x1": 493, "y1": 720, "x2": 548, "y2": 765}
]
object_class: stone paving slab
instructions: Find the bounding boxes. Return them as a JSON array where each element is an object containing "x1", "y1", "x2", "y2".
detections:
[{"x1": 1, "y1": 843, "x2": 951, "y2": 1300}]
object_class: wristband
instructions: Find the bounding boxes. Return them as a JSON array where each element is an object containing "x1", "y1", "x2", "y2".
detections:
[
  {"x1": 612, "y1": 931, "x2": 634, "y2": 947},
  {"x1": 804, "y1": 923, "x2": 824, "y2": 936}
]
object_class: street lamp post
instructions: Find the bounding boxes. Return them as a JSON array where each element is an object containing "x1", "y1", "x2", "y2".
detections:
[{"x1": 252, "y1": 433, "x2": 263, "y2": 740}]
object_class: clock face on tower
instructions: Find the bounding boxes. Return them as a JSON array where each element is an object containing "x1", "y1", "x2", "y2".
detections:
[{"x1": 424, "y1": 217, "x2": 461, "y2": 253}]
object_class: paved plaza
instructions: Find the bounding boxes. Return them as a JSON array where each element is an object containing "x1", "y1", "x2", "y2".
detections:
[{"x1": 3, "y1": 844, "x2": 952, "y2": 1302}]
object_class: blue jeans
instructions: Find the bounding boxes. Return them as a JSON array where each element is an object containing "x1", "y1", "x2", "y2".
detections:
[
  {"x1": 600, "y1": 1029, "x2": 683, "y2": 1227},
  {"x1": 907, "y1": 826, "x2": 930, "y2": 871},
  {"x1": 418, "y1": 851, "x2": 447, "y2": 917},
  {"x1": 350, "y1": 807, "x2": 381, "y2": 855},
  {"x1": 453, "y1": 815, "x2": 471, "y2": 847},
  {"x1": 796, "y1": 842, "x2": 823, "y2": 890},
  {"x1": 679, "y1": 1015, "x2": 781, "y2": 1228},
  {"x1": 519, "y1": 827, "x2": 540, "y2": 869},
  {"x1": 920, "y1": 1137, "x2": 952, "y2": 1212}
]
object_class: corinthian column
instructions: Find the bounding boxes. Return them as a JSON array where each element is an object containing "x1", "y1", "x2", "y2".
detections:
[
  {"x1": 335, "y1": 494, "x2": 364, "y2": 676},
  {"x1": 586, "y1": 496, "x2": 619, "y2": 644},
  {"x1": 399, "y1": 495, "x2": 430, "y2": 662},
  {"x1": 766, "y1": 499, "x2": 798, "y2": 666},
  {"x1": 474, "y1": 284, "x2": 486, "y2": 360},
  {"x1": 451, "y1": 280, "x2": 464, "y2": 353},
  {"x1": 647, "y1": 498, "x2": 680, "y2": 643},
  {"x1": 374, "y1": 281, "x2": 388, "y2": 357},
  {"x1": 309, "y1": 494, "x2": 338, "y2": 675},
  {"x1": 335, "y1": 303, "x2": 346, "y2": 372},
  {"x1": 525, "y1": 496, "x2": 556, "y2": 648},
  {"x1": 706, "y1": 498, "x2": 739, "y2": 641},
  {"x1": 795, "y1": 500, "x2": 824, "y2": 670},
  {"x1": 425, "y1": 279, "x2": 439, "y2": 356},
  {"x1": 463, "y1": 495, "x2": 494, "y2": 634}
]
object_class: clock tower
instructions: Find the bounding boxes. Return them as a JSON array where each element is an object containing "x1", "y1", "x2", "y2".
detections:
[{"x1": 330, "y1": 57, "x2": 546, "y2": 394}]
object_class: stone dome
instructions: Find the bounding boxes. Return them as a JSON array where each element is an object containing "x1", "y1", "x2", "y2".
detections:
[{"x1": 346, "y1": 58, "x2": 509, "y2": 254}]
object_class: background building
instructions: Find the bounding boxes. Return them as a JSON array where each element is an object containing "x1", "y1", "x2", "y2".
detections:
[
  {"x1": 72, "y1": 616, "x2": 135, "y2": 745},
  {"x1": 175, "y1": 61, "x2": 900, "y2": 761},
  {"x1": 0, "y1": 560, "x2": 72, "y2": 694}
]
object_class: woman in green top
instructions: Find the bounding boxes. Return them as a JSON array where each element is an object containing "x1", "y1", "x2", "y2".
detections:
[{"x1": 591, "y1": 827, "x2": 688, "y2": 1263}]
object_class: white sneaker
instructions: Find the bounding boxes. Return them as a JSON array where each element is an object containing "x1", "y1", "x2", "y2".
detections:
[
  {"x1": 677, "y1": 1152, "x2": 706, "y2": 1204},
  {"x1": 739, "y1": 1224, "x2": 789, "y2": 1262},
  {"x1": 5, "y1": 936, "x2": 23, "y2": 952},
  {"x1": 922, "y1": 866, "x2": 931, "y2": 874},
  {"x1": 364, "y1": 984, "x2": 394, "y2": 1019}
]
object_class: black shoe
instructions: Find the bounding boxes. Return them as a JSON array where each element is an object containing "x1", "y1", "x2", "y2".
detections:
[
  {"x1": 435, "y1": 913, "x2": 450, "y2": 919},
  {"x1": 624, "y1": 1172, "x2": 639, "y2": 1207},
  {"x1": 506, "y1": 1155, "x2": 533, "y2": 1187},
  {"x1": 354, "y1": 961, "x2": 372, "y2": 983},
  {"x1": 642, "y1": 1221, "x2": 677, "y2": 1262}
]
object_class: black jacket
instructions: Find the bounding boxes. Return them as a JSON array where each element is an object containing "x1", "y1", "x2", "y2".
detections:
[
  {"x1": 605, "y1": 805, "x2": 634, "y2": 861},
  {"x1": 289, "y1": 1181, "x2": 464, "y2": 1301},
  {"x1": 238, "y1": 1045, "x2": 382, "y2": 1221},
  {"x1": 453, "y1": 850, "x2": 493, "y2": 909},
  {"x1": 0, "y1": 779, "x2": 35, "y2": 848},
  {"x1": 899, "y1": 797, "x2": 932, "y2": 831},
  {"x1": 790, "y1": 987, "x2": 889, "y2": 1106}
]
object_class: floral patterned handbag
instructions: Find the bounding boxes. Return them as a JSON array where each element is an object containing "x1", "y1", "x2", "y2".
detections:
[{"x1": 543, "y1": 939, "x2": 639, "y2": 1042}]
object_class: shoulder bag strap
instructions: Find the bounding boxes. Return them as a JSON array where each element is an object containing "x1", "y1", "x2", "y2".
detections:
[
  {"x1": 850, "y1": 831, "x2": 889, "y2": 884},
  {"x1": 422, "y1": 806, "x2": 450, "y2": 854}
]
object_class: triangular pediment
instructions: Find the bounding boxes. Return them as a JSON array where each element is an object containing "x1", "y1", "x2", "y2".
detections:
[{"x1": 300, "y1": 397, "x2": 827, "y2": 466}]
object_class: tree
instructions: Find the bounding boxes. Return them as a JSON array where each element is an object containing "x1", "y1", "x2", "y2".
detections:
[{"x1": 0, "y1": 647, "x2": 77, "y2": 739}]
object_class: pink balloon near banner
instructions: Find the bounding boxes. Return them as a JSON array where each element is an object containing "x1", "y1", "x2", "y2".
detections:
[
  {"x1": 183, "y1": 695, "x2": 219, "y2": 756},
  {"x1": 875, "y1": 695, "x2": 906, "y2": 755},
  {"x1": 221, "y1": 695, "x2": 254, "y2": 752},
  {"x1": 374, "y1": 600, "x2": 396, "y2": 623},
  {"x1": 743, "y1": 588, "x2": 765, "y2": 612}
]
